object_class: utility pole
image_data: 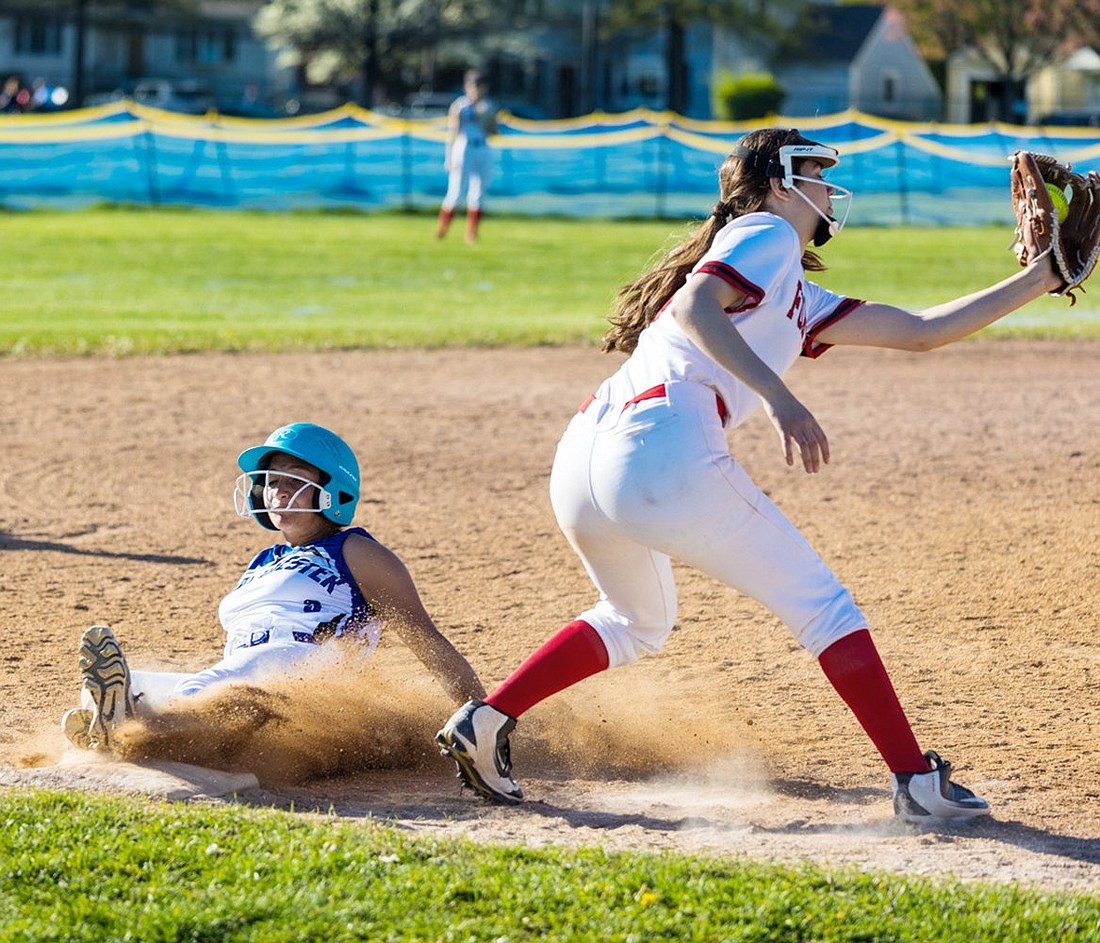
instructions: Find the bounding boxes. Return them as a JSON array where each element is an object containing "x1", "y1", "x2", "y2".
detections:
[
  {"x1": 663, "y1": 3, "x2": 685, "y2": 114},
  {"x1": 362, "y1": 0, "x2": 380, "y2": 107},
  {"x1": 73, "y1": 0, "x2": 89, "y2": 107},
  {"x1": 580, "y1": 1, "x2": 598, "y2": 114}
]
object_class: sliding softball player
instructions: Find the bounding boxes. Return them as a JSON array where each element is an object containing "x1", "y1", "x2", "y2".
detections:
[{"x1": 64, "y1": 422, "x2": 484, "y2": 751}]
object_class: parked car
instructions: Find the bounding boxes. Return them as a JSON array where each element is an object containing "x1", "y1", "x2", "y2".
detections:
[
  {"x1": 402, "y1": 90, "x2": 456, "y2": 118},
  {"x1": 82, "y1": 88, "x2": 126, "y2": 108},
  {"x1": 131, "y1": 78, "x2": 216, "y2": 115}
]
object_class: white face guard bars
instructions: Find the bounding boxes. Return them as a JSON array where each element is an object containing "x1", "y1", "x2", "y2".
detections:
[
  {"x1": 233, "y1": 470, "x2": 332, "y2": 521},
  {"x1": 777, "y1": 143, "x2": 852, "y2": 240}
]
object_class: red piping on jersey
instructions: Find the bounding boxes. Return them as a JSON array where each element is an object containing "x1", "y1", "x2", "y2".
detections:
[
  {"x1": 696, "y1": 261, "x2": 766, "y2": 310},
  {"x1": 802, "y1": 297, "x2": 866, "y2": 359},
  {"x1": 650, "y1": 262, "x2": 765, "y2": 324},
  {"x1": 579, "y1": 384, "x2": 729, "y2": 424}
]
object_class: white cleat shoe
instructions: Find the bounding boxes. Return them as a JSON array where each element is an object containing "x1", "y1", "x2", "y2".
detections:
[
  {"x1": 436, "y1": 699, "x2": 523, "y2": 804},
  {"x1": 892, "y1": 750, "x2": 990, "y2": 822},
  {"x1": 78, "y1": 625, "x2": 136, "y2": 752}
]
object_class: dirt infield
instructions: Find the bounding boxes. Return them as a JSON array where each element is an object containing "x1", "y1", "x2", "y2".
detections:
[{"x1": 1, "y1": 341, "x2": 1098, "y2": 893}]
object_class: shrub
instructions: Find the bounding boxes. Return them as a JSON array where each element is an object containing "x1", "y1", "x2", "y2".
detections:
[{"x1": 712, "y1": 70, "x2": 786, "y2": 120}]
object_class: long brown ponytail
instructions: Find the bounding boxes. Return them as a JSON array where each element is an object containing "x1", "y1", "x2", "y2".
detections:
[{"x1": 602, "y1": 127, "x2": 828, "y2": 355}]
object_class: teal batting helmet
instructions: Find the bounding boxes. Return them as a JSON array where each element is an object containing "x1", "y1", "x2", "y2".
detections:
[{"x1": 234, "y1": 422, "x2": 360, "y2": 530}]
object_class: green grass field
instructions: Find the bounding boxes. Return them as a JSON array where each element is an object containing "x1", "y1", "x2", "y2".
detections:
[
  {"x1": 2, "y1": 791, "x2": 1097, "y2": 942},
  {"x1": 1, "y1": 208, "x2": 1097, "y2": 356},
  {"x1": 3, "y1": 209, "x2": 1098, "y2": 939}
]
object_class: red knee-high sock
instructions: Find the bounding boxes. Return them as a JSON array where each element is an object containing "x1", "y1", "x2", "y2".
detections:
[
  {"x1": 817, "y1": 629, "x2": 929, "y2": 774},
  {"x1": 465, "y1": 208, "x2": 481, "y2": 243},
  {"x1": 436, "y1": 207, "x2": 454, "y2": 238},
  {"x1": 487, "y1": 620, "x2": 609, "y2": 719}
]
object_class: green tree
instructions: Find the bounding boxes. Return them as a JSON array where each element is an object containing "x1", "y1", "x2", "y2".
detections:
[
  {"x1": 253, "y1": 0, "x2": 521, "y2": 107},
  {"x1": 890, "y1": 0, "x2": 1100, "y2": 120},
  {"x1": 603, "y1": 0, "x2": 813, "y2": 114}
]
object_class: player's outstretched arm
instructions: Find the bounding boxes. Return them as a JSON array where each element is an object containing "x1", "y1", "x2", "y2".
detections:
[
  {"x1": 816, "y1": 258, "x2": 1063, "y2": 352},
  {"x1": 343, "y1": 535, "x2": 486, "y2": 703}
]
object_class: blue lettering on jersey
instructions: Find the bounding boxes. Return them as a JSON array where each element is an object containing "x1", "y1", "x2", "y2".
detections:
[
  {"x1": 230, "y1": 554, "x2": 348, "y2": 595},
  {"x1": 253, "y1": 554, "x2": 350, "y2": 593}
]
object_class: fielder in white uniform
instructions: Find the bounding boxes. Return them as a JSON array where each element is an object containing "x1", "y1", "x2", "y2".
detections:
[
  {"x1": 64, "y1": 422, "x2": 485, "y2": 752},
  {"x1": 438, "y1": 126, "x2": 1069, "y2": 822},
  {"x1": 435, "y1": 70, "x2": 498, "y2": 244}
]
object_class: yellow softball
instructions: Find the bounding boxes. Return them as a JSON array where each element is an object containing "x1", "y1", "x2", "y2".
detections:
[{"x1": 1046, "y1": 182, "x2": 1069, "y2": 223}]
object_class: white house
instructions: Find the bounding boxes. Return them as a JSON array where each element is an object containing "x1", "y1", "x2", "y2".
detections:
[
  {"x1": 758, "y1": 4, "x2": 941, "y2": 120},
  {"x1": 600, "y1": 3, "x2": 941, "y2": 120},
  {"x1": 1021, "y1": 46, "x2": 1100, "y2": 126},
  {"x1": 944, "y1": 43, "x2": 1100, "y2": 127}
]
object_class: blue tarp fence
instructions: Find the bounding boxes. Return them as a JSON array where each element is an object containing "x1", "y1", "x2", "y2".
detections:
[{"x1": 4, "y1": 100, "x2": 1100, "y2": 225}]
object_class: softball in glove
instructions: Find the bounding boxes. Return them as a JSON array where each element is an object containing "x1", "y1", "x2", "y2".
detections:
[{"x1": 1010, "y1": 150, "x2": 1100, "y2": 304}]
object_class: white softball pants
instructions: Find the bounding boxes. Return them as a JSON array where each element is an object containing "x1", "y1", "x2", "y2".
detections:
[
  {"x1": 548, "y1": 380, "x2": 867, "y2": 668},
  {"x1": 441, "y1": 139, "x2": 493, "y2": 211},
  {"x1": 96, "y1": 629, "x2": 347, "y2": 715}
]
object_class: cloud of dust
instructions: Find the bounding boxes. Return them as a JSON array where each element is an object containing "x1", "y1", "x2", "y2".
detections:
[
  {"x1": 515, "y1": 677, "x2": 754, "y2": 781},
  {"x1": 13, "y1": 730, "x2": 66, "y2": 769},
  {"x1": 111, "y1": 647, "x2": 454, "y2": 786},
  {"x1": 28, "y1": 648, "x2": 758, "y2": 791}
]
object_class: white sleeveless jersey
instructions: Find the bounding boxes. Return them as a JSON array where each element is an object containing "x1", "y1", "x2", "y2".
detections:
[
  {"x1": 217, "y1": 527, "x2": 381, "y2": 651},
  {"x1": 599, "y1": 212, "x2": 864, "y2": 430}
]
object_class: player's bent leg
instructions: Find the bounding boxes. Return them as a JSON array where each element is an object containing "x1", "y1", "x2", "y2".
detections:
[
  {"x1": 892, "y1": 751, "x2": 990, "y2": 822},
  {"x1": 488, "y1": 620, "x2": 609, "y2": 719},
  {"x1": 125, "y1": 669, "x2": 192, "y2": 712},
  {"x1": 442, "y1": 411, "x2": 678, "y2": 803},
  {"x1": 172, "y1": 638, "x2": 325, "y2": 697},
  {"x1": 436, "y1": 699, "x2": 523, "y2": 804},
  {"x1": 550, "y1": 415, "x2": 679, "y2": 669},
  {"x1": 623, "y1": 428, "x2": 980, "y2": 815}
]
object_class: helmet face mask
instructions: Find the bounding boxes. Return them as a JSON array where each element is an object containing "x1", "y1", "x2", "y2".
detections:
[
  {"x1": 788, "y1": 174, "x2": 852, "y2": 245},
  {"x1": 777, "y1": 144, "x2": 852, "y2": 244},
  {"x1": 233, "y1": 469, "x2": 332, "y2": 523},
  {"x1": 732, "y1": 138, "x2": 852, "y2": 244},
  {"x1": 235, "y1": 423, "x2": 360, "y2": 531}
]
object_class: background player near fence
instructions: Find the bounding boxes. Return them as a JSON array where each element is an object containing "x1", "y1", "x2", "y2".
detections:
[
  {"x1": 63, "y1": 421, "x2": 485, "y2": 752},
  {"x1": 437, "y1": 126, "x2": 1073, "y2": 822},
  {"x1": 435, "y1": 70, "x2": 498, "y2": 245}
]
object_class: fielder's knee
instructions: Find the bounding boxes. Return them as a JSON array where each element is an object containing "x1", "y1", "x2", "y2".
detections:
[
  {"x1": 584, "y1": 609, "x2": 676, "y2": 669},
  {"x1": 791, "y1": 588, "x2": 868, "y2": 658}
]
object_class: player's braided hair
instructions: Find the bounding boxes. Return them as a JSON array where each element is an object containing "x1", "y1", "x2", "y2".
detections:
[{"x1": 602, "y1": 127, "x2": 828, "y2": 355}]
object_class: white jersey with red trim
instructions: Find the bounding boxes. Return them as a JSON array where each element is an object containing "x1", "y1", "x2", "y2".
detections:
[{"x1": 597, "y1": 212, "x2": 863, "y2": 429}]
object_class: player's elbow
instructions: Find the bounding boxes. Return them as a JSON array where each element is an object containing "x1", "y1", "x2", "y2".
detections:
[
  {"x1": 897, "y1": 321, "x2": 951, "y2": 353},
  {"x1": 904, "y1": 332, "x2": 947, "y2": 353}
]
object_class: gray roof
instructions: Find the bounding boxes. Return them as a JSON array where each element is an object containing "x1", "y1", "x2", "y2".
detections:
[{"x1": 803, "y1": 3, "x2": 885, "y2": 62}]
